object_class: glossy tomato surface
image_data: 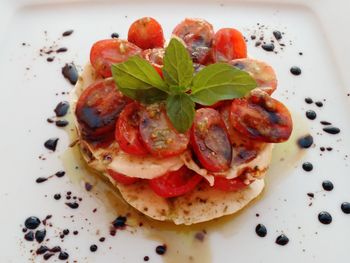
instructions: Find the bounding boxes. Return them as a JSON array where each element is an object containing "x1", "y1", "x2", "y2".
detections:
[
  {"x1": 230, "y1": 90, "x2": 293, "y2": 143},
  {"x1": 172, "y1": 18, "x2": 214, "y2": 64},
  {"x1": 212, "y1": 28, "x2": 247, "y2": 62},
  {"x1": 139, "y1": 104, "x2": 190, "y2": 158},
  {"x1": 115, "y1": 102, "x2": 148, "y2": 156},
  {"x1": 142, "y1": 48, "x2": 165, "y2": 77},
  {"x1": 128, "y1": 17, "x2": 165, "y2": 49},
  {"x1": 149, "y1": 166, "x2": 202, "y2": 198},
  {"x1": 191, "y1": 108, "x2": 232, "y2": 172},
  {"x1": 75, "y1": 79, "x2": 129, "y2": 141},
  {"x1": 90, "y1": 39, "x2": 141, "y2": 78},
  {"x1": 213, "y1": 175, "x2": 249, "y2": 192}
]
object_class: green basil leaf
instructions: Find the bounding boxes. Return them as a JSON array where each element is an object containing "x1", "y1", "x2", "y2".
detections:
[
  {"x1": 166, "y1": 93, "x2": 195, "y2": 133},
  {"x1": 191, "y1": 63, "x2": 257, "y2": 105},
  {"x1": 118, "y1": 86, "x2": 168, "y2": 104},
  {"x1": 162, "y1": 38, "x2": 194, "y2": 91},
  {"x1": 112, "y1": 56, "x2": 168, "y2": 92}
]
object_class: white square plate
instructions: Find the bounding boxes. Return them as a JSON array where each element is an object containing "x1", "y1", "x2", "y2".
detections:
[{"x1": 1, "y1": 0, "x2": 350, "y2": 262}]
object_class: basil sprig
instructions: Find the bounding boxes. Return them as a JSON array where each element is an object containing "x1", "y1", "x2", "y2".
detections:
[{"x1": 112, "y1": 38, "x2": 256, "y2": 133}]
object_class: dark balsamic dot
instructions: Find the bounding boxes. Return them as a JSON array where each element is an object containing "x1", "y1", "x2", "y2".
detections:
[
  {"x1": 36, "y1": 177, "x2": 48, "y2": 183},
  {"x1": 35, "y1": 229, "x2": 46, "y2": 243},
  {"x1": 65, "y1": 202, "x2": 79, "y2": 209},
  {"x1": 341, "y1": 202, "x2": 350, "y2": 214},
  {"x1": 261, "y1": 43, "x2": 275, "y2": 52},
  {"x1": 297, "y1": 134, "x2": 313, "y2": 149},
  {"x1": 250, "y1": 35, "x2": 256, "y2": 40},
  {"x1": 56, "y1": 47, "x2": 68, "y2": 53},
  {"x1": 54, "y1": 193, "x2": 61, "y2": 200},
  {"x1": 275, "y1": 234, "x2": 289, "y2": 246},
  {"x1": 46, "y1": 57, "x2": 54, "y2": 62},
  {"x1": 63, "y1": 229, "x2": 69, "y2": 235},
  {"x1": 58, "y1": 251, "x2": 69, "y2": 260},
  {"x1": 111, "y1": 32, "x2": 120, "y2": 38},
  {"x1": 99, "y1": 237, "x2": 105, "y2": 242},
  {"x1": 36, "y1": 245, "x2": 49, "y2": 255},
  {"x1": 315, "y1": 101, "x2": 323, "y2": 107},
  {"x1": 44, "y1": 138, "x2": 59, "y2": 151},
  {"x1": 322, "y1": 180, "x2": 334, "y2": 191},
  {"x1": 54, "y1": 101, "x2": 70, "y2": 117},
  {"x1": 305, "y1": 97, "x2": 313, "y2": 104},
  {"x1": 47, "y1": 118, "x2": 54, "y2": 123},
  {"x1": 55, "y1": 120, "x2": 69, "y2": 127},
  {"x1": 290, "y1": 66, "x2": 301, "y2": 75},
  {"x1": 273, "y1": 30, "x2": 282, "y2": 40},
  {"x1": 320, "y1": 147, "x2": 325, "y2": 151},
  {"x1": 302, "y1": 162, "x2": 313, "y2": 172},
  {"x1": 67, "y1": 191, "x2": 72, "y2": 195},
  {"x1": 62, "y1": 63, "x2": 78, "y2": 85},
  {"x1": 320, "y1": 121, "x2": 331, "y2": 125},
  {"x1": 155, "y1": 245, "x2": 167, "y2": 255},
  {"x1": 144, "y1": 256, "x2": 149, "y2": 261},
  {"x1": 90, "y1": 244, "x2": 98, "y2": 252},
  {"x1": 62, "y1": 30, "x2": 74, "y2": 37},
  {"x1": 24, "y1": 231, "x2": 34, "y2": 241},
  {"x1": 323, "y1": 126, "x2": 340, "y2": 135},
  {"x1": 307, "y1": 193, "x2": 314, "y2": 198},
  {"x1": 43, "y1": 253, "x2": 55, "y2": 260},
  {"x1": 255, "y1": 224, "x2": 267, "y2": 237},
  {"x1": 110, "y1": 229, "x2": 116, "y2": 236},
  {"x1": 85, "y1": 182, "x2": 93, "y2": 191},
  {"x1": 66, "y1": 195, "x2": 71, "y2": 200},
  {"x1": 305, "y1": 110, "x2": 316, "y2": 120},
  {"x1": 25, "y1": 216, "x2": 41, "y2": 229},
  {"x1": 73, "y1": 230, "x2": 79, "y2": 235},
  {"x1": 113, "y1": 216, "x2": 127, "y2": 228},
  {"x1": 50, "y1": 246, "x2": 61, "y2": 252},
  {"x1": 326, "y1": 147, "x2": 333, "y2": 151},
  {"x1": 299, "y1": 52, "x2": 303, "y2": 55},
  {"x1": 22, "y1": 228, "x2": 27, "y2": 233},
  {"x1": 318, "y1": 211, "x2": 332, "y2": 224},
  {"x1": 55, "y1": 171, "x2": 65, "y2": 178}
]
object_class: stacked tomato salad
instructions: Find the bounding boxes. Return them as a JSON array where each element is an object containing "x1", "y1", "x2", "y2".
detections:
[{"x1": 75, "y1": 17, "x2": 293, "y2": 198}]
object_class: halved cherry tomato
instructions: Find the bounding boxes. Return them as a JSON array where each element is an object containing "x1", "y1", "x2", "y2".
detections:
[
  {"x1": 230, "y1": 90, "x2": 293, "y2": 143},
  {"x1": 218, "y1": 102, "x2": 236, "y2": 144},
  {"x1": 213, "y1": 175, "x2": 249, "y2": 192},
  {"x1": 149, "y1": 166, "x2": 202, "y2": 198},
  {"x1": 108, "y1": 169, "x2": 140, "y2": 185},
  {"x1": 139, "y1": 104, "x2": 190, "y2": 158},
  {"x1": 75, "y1": 79, "x2": 130, "y2": 141},
  {"x1": 190, "y1": 108, "x2": 232, "y2": 172},
  {"x1": 212, "y1": 28, "x2": 247, "y2": 62},
  {"x1": 90, "y1": 39, "x2": 141, "y2": 78},
  {"x1": 115, "y1": 102, "x2": 148, "y2": 156},
  {"x1": 128, "y1": 17, "x2": 165, "y2": 49},
  {"x1": 229, "y1": 58, "x2": 277, "y2": 95},
  {"x1": 172, "y1": 18, "x2": 214, "y2": 64},
  {"x1": 142, "y1": 48, "x2": 165, "y2": 77}
]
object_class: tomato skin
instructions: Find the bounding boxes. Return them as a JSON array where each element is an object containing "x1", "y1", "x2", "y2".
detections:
[
  {"x1": 75, "y1": 79, "x2": 130, "y2": 141},
  {"x1": 191, "y1": 108, "x2": 232, "y2": 172},
  {"x1": 230, "y1": 90, "x2": 293, "y2": 143},
  {"x1": 90, "y1": 39, "x2": 141, "y2": 78},
  {"x1": 139, "y1": 104, "x2": 190, "y2": 158},
  {"x1": 142, "y1": 48, "x2": 165, "y2": 77},
  {"x1": 149, "y1": 166, "x2": 202, "y2": 198},
  {"x1": 172, "y1": 18, "x2": 214, "y2": 64},
  {"x1": 108, "y1": 169, "x2": 140, "y2": 185},
  {"x1": 128, "y1": 17, "x2": 165, "y2": 49},
  {"x1": 213, "y1": 176, "x2": 249, "y2": 191},
  {"x1": 115, "y1": 102, "x2": 149, "y2": 156},
  {"x1": 212, "y1": 28, "x2": 247, "y2": 62},
  {"x1": 229, "y1": 58, "x2": 277, "y2": 95}
]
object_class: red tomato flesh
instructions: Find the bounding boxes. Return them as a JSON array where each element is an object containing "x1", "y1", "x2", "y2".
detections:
[
  {"x1": 75, "y1": 79, "x2": 129, "y2": 141},
  {"x1": 128, "y1": 17, "x2": 165, "y2": 49},
  {"x1": 142, "y1": 48, "x2": 165, "y2": 77},
  {"x1": 172, "y1": 18, "x2": 214, "y2": 64},
  {"x1": 108, "y1": 169, "x2": 140, "y2": 185},
  {"x1": 115, "y1": 102, "x2": 148, "y2": 156},
  {"x1": 191, "y1": 108, "x2": 232, "y2": 172},
  {"x1": 230, "y1": 90, "x2": 293, "y2": 143},
  {"x1": 212, "y1": 28, "x2": 247, "y2": 62},
  {"x1": 90, "y1": 39, "x2": 141, "y2": 78},
  {"x1": 149, "y1": 166, "x2": 202, "y2": 198},
  {"x1": 213, "y1": 175, "x2": 249, "y2": 191},
  {"x1": 139, "y1": 104, "x2": 190, "y2": 158}
]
